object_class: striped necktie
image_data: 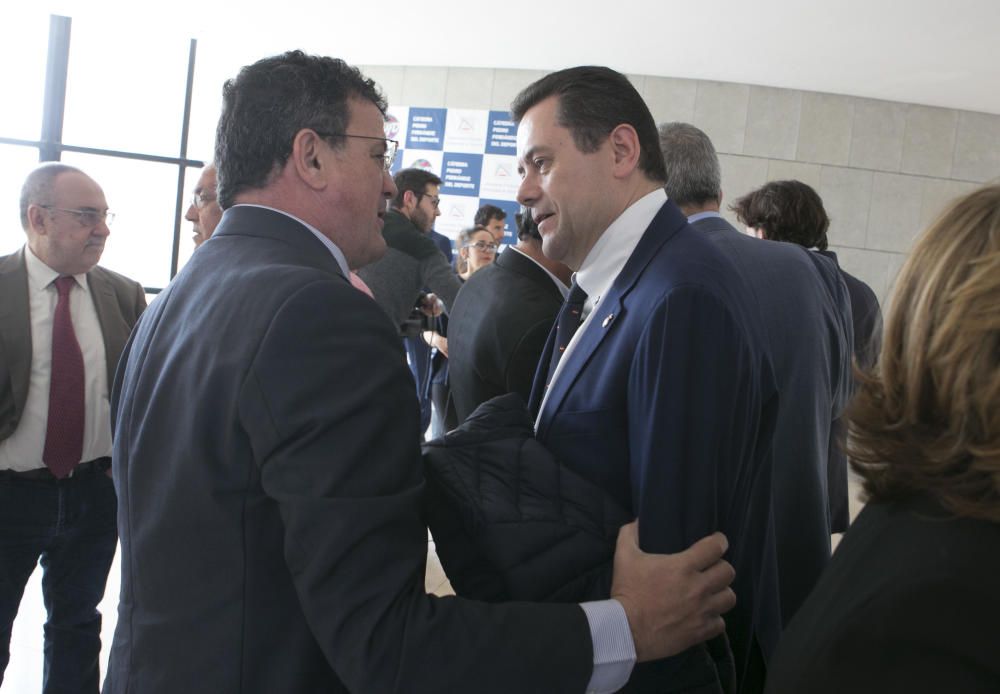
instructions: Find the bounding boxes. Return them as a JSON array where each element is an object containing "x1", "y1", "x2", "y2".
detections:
[{"x1": 545, "y1": 281, "x2": 588, "y2": 388}]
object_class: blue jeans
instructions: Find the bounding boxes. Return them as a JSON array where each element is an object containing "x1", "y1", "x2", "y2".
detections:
[
  {"x1": 0, "y1": 465, "x2": 117, "y2": 694},
  {"x1": 405, "y1": 334, "x2": 434, "y2": 435}
]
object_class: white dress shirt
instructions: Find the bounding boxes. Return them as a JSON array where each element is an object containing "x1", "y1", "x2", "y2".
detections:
[
  {"x1": 0, "y1": 247, "x2": 110, "y2": 471},
  {"x1": 538, "y1": 188, "x2": 667, "y2": 418}
]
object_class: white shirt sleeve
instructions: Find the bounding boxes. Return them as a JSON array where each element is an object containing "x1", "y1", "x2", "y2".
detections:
[{"x1": 580, "y1": 599, "x2": 637, "y2": 693}]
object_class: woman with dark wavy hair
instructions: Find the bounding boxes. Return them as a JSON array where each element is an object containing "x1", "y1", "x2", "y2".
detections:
[{"x1": 765, "y1": 185, "x2": 1000, "y2": 694}]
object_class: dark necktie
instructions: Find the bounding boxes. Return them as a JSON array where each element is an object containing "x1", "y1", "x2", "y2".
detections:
[
  {"x1": 546, "y1": 281, "x2": 588, "y2": 387},
  {"x1": 43, "y1": 276, "x2": 85, "y2": 478}
]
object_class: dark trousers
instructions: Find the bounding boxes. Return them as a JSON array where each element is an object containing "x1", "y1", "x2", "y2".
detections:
[
  {"x1": 0, "y1": 465, "x2": 117, "y2": 694},
  {"x1": 405, "y1": 334, "x2": 434, "y2": 435}
]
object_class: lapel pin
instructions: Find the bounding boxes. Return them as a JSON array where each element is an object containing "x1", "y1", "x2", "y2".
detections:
[{"x1": 602, "y1": 313, "x2": 614, "y2": 328}]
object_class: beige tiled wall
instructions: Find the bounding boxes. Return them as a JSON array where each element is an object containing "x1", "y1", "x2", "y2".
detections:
[{"x1": 360, "y1": 65, "x2": 1000, "y2": 309}]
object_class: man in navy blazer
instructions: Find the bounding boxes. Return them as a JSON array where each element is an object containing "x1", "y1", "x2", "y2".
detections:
[
  {"x1": 731, "y1": 180, "x2": 884, "y2": 534},
  {"x1": 659, "y1": 123, "x2": 854, "y2": 628},
  {"x1": 514, "y1": 68, "x2": 782, "y2": 693},
  {"x1": 106, "y1": 51, "x2": 739, "y2": 694}
]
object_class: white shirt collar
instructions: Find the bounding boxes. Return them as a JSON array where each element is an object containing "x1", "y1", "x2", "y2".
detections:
[
  {"x1": 23, "y1": 245, "x2": 89, "y2": 294},
  {"x1": 574, "y1": 188, "x2": 666, "y2": 317},
  {"x1": 229, "y1": 204, "x2": 351, "y2": 279},
  {"x1": 686, "y1": 210, "x2": 723, "y2": 224}
]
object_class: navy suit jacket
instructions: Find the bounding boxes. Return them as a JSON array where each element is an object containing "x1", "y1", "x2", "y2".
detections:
[
  {"x1": 106, "y1": 206, "x2": 591, "y2": 694},
  {"x1": 692, "y1": 215, "x2": 854, "y2": 627},
  {"x1": 530, "y1": 201, "x2": 781, "y2": 693}
]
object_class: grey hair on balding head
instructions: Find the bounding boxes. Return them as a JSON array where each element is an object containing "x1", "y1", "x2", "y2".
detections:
[
  {"x1": 19, "y1": 163, "x2": 85, "y2": 231},
  {"x1": 658, "y1": 122, "x2": 722, "y2": 208}
]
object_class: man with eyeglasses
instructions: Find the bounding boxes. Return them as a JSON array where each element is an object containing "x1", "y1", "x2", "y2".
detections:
[
  {"x1": 357, "y1": 167, "x2": 461, "y2": 332},
  {"x1": 0, "y1": 163, "x2": 146, "y2": 693},
  {"x1": 184, "y1": 163, "x2": 223, "y2": 247},
  {"x1": 357, "y1": 167, "x2": 461, "y2": 437},
  {"x1": 106, "y1": 51, "x2": 736, "y2": 694}
]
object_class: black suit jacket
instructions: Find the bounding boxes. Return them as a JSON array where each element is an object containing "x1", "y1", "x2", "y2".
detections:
[
  {"x1": 766, "y1": 497, "x2": 1000, "y2": 694},
  {"x1": 0, "y1": 247, "x2": 145, "y2": 444},
  {"x1": 817, "y1": 250, "x2": 883, "y2": 532},
  {"x1": 691, "y1": 215, "x2": 854, "y2": 626},
  {"x1": 106, "y1": 206, "x2": 590, "y2": 694},
  {"x1": 448, "y1": 247, "x2": 564, "y2": 423}
]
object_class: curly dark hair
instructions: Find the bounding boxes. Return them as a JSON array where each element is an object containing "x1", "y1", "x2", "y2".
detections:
[
  {"x1": 215, "y1": 50, "x2": 385, "y2": 209},
  {"x1": 731, "y1": 180, "x2": 830, "y2": 250}
]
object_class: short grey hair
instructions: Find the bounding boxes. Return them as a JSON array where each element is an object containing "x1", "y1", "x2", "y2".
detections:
[
  {"x1": 19, "y1": 163, "x2": 84, "y2": 230},
  {"x1": 657, "y1": 122, "x2": 722, "y2": 208}
]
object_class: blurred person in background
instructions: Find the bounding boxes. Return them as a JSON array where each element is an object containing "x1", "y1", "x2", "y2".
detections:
[
  {"x1": 184, "y1": 163, "x2": 222, "y2": 247},
  {"x1": 422, "y1": 225, "x2": 497, "y2": 435},
  {"x1": 765, "y1": 184, "x2": 1000, "y2": 694},
  {"x1": 449, "y1": 210, "x2": 570, "y2": 422},
  {"x1": 454, "y1": 225, "x2": 497, "y2": 279},
  {"x1": 732, "y1": 179, "x2": 883, "y2": 534},
  {"x1": 474, "y1": 204, "x2": 507, "y2": 246}
]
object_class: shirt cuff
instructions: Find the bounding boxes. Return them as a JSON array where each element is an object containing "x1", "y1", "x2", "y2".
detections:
[{"x1": 580, "y1": 599, "x2": 637, "y2": 693}]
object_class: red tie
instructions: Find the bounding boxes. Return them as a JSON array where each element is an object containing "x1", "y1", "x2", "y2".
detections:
[{"x1": 42, "y1": 276, "x2": 85, "y2": 478}]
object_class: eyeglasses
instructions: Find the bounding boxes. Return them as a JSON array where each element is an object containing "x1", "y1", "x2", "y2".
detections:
[
  {"x1": 40, "y1": 206, "x2": 115, "y2": 227},
  {"x1": 417, "y1": 192, "x2": 441, "y2": 209},
  {"x1": 191, "y1": 192, "x2": 217, "y2": 209},
  {"x1": 312, "y1": 131, "x2": 399, "y2": 172},
  {"x1": 467, "y1": 240, "x2": 498, "y2": 253}
]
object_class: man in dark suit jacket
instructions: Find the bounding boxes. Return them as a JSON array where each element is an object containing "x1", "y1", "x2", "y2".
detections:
[
  {"x1": 731, "y1": 179, "x2": 884, "y2": 532},
  {"x1": 659, "y1": 123, "x2": 855, "y2": 628},
  {"x1": 449, "y1": 209, "x2": 571, "y2": 423},
  {"x1": 514, "y1": 68, "x2": 781, "y2": 693},
  {"x1": 0, "y1": 163, "x2": 145, "y2": 693},
  {"x1": 105, "y1": 51, "x2": 738, "y2": 694}
]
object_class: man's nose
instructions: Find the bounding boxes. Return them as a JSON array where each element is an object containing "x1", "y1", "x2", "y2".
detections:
[
  {"x1": 383, "y1": 169, "x2": 397, "y2": 199},
  {"x1": 516, "y1": 176, "x2": 537, "y2": 207}
]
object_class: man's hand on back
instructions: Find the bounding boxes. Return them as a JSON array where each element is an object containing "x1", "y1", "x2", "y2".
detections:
[{"x1": 611, "y1": 522, "x2": 736, "y2": 662}]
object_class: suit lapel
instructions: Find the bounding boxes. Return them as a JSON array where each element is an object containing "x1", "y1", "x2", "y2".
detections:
[
  {"x1": 536, "y1": 201, "x2": 688, "y2": 435},
  {"x1": 87, "y1": 270, "x2": 123, "y2": 391},
  {"x1": 0, "y1": 249, "x2": 33, "y2": 417}
]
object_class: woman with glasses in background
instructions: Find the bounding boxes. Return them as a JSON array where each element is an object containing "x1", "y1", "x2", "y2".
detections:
[
  {"x1": 765, "y1": 185, "x2": 1000, "y2": 693},
  {"x1": 423, "y1": 226, "x2": 498, "y2": 437},
  {"x1": 454, "y1": 225, "x2": 499, "y2": 279}
]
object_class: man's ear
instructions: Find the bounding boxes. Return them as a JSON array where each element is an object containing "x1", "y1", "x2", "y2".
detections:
[
  {"x1": 608, "y1": 123, "x2": 641, "y2": 178},
  {"x1": 26, "y1": 204, "x2": 49, "y2": 235},
  {"x1": 289, "y1": 129, "x2": 328, "y2": 190},
  {"x1": 400, "y1": 189, "x2": 418, "y2": 212}
]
